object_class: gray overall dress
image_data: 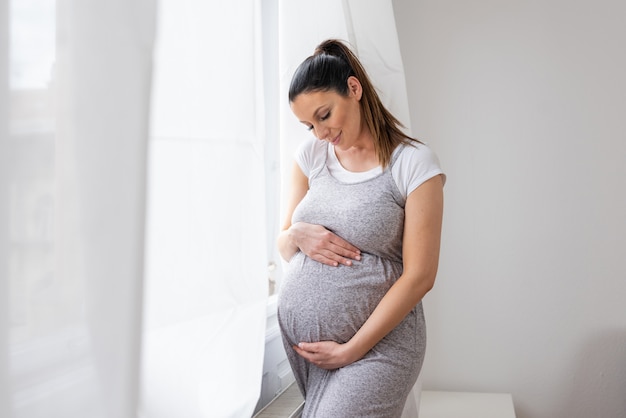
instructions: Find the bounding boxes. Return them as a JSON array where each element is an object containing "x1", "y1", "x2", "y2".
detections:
[{"x1": 278, "y1": 143, "x2": 426, "y2": 417}]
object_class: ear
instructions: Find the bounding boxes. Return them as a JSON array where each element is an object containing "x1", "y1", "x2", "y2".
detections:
[{"x1": 346, "y1": 76, "x2": 363, "y2": 101}]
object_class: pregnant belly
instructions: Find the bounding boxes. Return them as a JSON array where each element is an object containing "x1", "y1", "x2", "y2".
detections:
[{"x1": 278, "y1": 252, "x2": 402, "y2": 345}]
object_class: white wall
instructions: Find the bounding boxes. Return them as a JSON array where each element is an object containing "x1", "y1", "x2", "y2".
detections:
[{"x1": 392, "y1": 1, "x2": 626, "y2": 417}]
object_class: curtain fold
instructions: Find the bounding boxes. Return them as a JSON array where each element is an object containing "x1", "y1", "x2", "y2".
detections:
[
  {"x1": 140, "y1": 0, "x2": 268, "y2": 416},
  {"x1": 1, "y1": 0, "x2": 10, "y2": 415},
  {"x1": 56, "y1": 1, "x2": 156, "y2": 415},
  {"x1": 278, "y1": 0, "x2": 422, "y2": 415},
  {"x1": 1, "y1": 0, "x2": 155, "y2": 417}
]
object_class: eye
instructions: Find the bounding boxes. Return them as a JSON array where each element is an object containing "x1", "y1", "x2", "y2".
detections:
[
  {"x1": 306, "y1": 125, "x2": 314, "y2": 131},
  {"x1": 319, "y1": 112, "x2": 330, "y2": 121}
]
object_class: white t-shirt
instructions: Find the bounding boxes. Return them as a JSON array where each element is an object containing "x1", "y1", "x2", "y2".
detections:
[{"x1": 295, "y1": 137, "x2": 445, "y2": 199}]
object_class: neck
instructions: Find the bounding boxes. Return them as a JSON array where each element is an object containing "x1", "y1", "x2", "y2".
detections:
[{"x1": 334, "y1": 132, "x2": 379, "y2": 172}]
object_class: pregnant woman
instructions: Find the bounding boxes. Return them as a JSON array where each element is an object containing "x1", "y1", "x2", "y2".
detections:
[{"x1": 277, "y1": 39, "x2": 445, "y2": 417}]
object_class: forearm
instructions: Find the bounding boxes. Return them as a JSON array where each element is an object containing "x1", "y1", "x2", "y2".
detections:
[{"x1": 346, "y1": 272, "x2": 435, "y2": 361}]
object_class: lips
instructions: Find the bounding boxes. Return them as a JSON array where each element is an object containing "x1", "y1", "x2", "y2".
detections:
[{"x1": 330, "y1": 132, "x2": 341, "y2": 145}]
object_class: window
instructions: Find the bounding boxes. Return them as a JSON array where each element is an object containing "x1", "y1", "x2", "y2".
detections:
[{"x1": 7, "y1": 0, "x2": 58, "y2": 368}]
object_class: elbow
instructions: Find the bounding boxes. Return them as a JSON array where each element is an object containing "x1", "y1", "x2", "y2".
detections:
[
  {"x1": 424, "y1": 276, "x2": 436, "y2": 293},
  {"x1": 404, "y1": 267, "x2": 438, "y2": 298},
  {"x1": 424, "y1": 276, "x2": 435, "y2": 294},
  {"x1": 419, "y1": 273, "x2": 436, "y2": 295}
]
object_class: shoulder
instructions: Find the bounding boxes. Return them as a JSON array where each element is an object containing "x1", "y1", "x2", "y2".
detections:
[
  {"x1": 392, "y1": 141, "x2": 446, "y2": 198},
  {"x1": 396, "y1": 141, "x2": 440, "y2": 164},
  {"x1": 295, "y1": 137, "x2": 327, "y2": 178}
]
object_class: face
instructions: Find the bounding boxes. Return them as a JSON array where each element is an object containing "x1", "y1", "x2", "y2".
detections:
[{"x1": 290, "y1": 77, "x2": 366, "y2": 150}]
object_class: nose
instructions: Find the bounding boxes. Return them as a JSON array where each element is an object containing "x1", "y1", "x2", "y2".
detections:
[{"x1": 314, "y1": 124, "x2": 330, "y2": 140}]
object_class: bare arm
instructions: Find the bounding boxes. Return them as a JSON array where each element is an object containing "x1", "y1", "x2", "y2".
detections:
[
  {"x1": 294, "y1": 174, "x2": 444, "y2": 369},
  {"x1": 277, "y1": 161, "x2": 361, "y2": 266},
  {"x1": 277, "y1": 162, "x2": 310, "y2": 262}
]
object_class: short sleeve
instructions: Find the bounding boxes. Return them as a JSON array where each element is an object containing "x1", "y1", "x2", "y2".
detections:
[
  {"x1": 391, "y1": 142, "x2": 446, "y2": 199},
  {"x1": 295, "y1": 137, "x2": 327, "y2": 180}
]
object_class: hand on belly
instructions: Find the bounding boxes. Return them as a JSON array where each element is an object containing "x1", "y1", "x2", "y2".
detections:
[{"x1": 292, "y1": 340, "x2": 359, "y2": 370}]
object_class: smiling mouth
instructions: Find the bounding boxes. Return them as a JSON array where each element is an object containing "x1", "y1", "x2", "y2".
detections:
[{"x1": 330, "y1": 132, "x2": 341, "y2": 145}]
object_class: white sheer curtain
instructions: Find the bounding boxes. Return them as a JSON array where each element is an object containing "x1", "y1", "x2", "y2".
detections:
[
  {"x1": 2, "y1": 0, "x2": 268, "y2": 417},
  {"x1": 1, "y1": 0, "x2": 155, "y2": 417},
  {"x1": 278, "y1": 0, "x2": 422, "y2": 416},
  {"x1": 140, "y1": 0, "x2": 267, "y2": 417}
]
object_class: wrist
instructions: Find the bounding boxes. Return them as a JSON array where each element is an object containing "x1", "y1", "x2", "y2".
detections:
[
  {"x1": 287, "y1": 223, "x2": 301, "y2": 251},
  {"x1": 278, "y1": 227, "x2": 299, "y2": 261},
  {"x1": 344, "y1": 338, "x2": 369, "y2": 364}
]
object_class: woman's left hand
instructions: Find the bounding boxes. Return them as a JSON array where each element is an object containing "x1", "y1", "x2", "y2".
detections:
[{"x1": 293, "y1": 341, "x2": 359, "y2": 370}]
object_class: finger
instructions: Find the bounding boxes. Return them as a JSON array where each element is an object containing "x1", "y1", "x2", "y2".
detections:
[
  {"x1": 321, "y1": 248, "x2": 359, "y2": 266},
  {"x1": 312, "y1": 249, "x2": 354, "y2": 267},
  {"x1": 311, "y1": 253, "x2": 340, "y2": 267},
  {"x1": 328, "y1": 235, "x2": 360, "y2": 254},
  {"x1": 297, "y1": 342, "x2": 316, "y2": 353},
  {"x1": 293, "y1": 344, "x2": 316, "y2": 364},
  {"x1": 327, "y1": 242, "x2": 361, "y2": 261}
]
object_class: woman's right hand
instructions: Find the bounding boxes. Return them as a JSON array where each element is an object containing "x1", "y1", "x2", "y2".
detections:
[{"x1": 288, "y1": 222, "x2": 361, "y2": 267}]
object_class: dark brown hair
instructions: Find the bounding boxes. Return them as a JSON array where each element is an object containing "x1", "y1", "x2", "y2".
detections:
[{"x1": 289, "y1": 39, "x2": 419, "y2": 168}]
